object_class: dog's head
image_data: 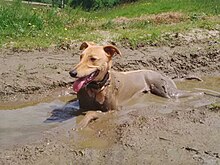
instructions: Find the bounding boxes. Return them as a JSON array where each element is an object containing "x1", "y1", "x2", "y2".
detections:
[{"x1": 69, "y1": 42, "x2": 121, "y2": 93}]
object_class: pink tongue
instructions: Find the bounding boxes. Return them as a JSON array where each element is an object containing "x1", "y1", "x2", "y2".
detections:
[{"x1": 73, "y1": 78, "x2": 87, "y2": 93}]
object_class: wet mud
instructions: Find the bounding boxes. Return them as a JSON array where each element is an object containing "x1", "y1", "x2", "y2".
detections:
[{"x1": 0, "y1": 30, "x2": 220, "y2": 165}]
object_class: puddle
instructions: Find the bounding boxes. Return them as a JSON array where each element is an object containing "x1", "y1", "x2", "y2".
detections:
[
  {"x1": 176, "y1": 76, "x2": 220, "y2": 95},
  {"x1": 0, "y1": 77, "x2": 219, "y2": 148},
  {"x1": 0, "y1": 95, "x2": 79, "y2": 148}
]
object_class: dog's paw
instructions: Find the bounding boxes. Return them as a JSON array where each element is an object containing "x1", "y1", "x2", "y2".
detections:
[
  {"x1": 72, "y1": 111, "x2": 101, "y2": 131},
  {"x1": 73, "y1": 120, "x2": 90, "y2": 131}
]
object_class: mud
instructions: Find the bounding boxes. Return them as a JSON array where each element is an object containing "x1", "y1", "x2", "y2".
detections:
[{"x1": 0, "y1": 29, "x2": 220, "y2": 165}]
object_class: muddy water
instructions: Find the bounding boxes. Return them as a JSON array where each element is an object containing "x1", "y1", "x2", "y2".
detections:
[
  {"x1": 0, "y1": 77, "x2": 219, "y2": 149},
  {"x1": 122, "y1": 77, "x2": 220, "y2": 113},
  {"x1": 0, "y1": 96, "x2": 79, "y2": 148}
]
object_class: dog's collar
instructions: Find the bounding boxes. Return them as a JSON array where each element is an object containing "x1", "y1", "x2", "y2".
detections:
[{"x1": 87, "y1": 72, "x2": 110, "y2": 90}]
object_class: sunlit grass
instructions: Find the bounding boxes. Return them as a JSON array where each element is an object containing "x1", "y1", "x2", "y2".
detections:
[{"x1": 0, "y1": 0, "x2": 219, "y2": 49}]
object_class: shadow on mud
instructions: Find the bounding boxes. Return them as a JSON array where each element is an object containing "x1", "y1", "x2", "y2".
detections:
[{"x1": 44, "y1": 99, "x2": 82, "y2": 123}]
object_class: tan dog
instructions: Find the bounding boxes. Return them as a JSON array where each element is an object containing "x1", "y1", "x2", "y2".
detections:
[{"x1": 69, "y1": 42, "x2": 201, "y2": 128}]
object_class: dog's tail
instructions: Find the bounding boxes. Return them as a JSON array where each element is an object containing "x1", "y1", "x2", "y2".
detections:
[
  {"x1": 195, "y1": 88, "x2": 220, "y2": 98},
  {"x1": 184, "y1": 76, "x2": 203, "y2": 81}
]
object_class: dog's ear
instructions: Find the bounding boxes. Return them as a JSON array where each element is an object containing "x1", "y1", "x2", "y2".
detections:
[
  {"x1": 79, "y1": 42, "x2": 90, "y2": 50},
  {"x1": 79, "y1": 42, "x2": 95, "y2": 50},
  {"x1": 103, "y1": 45, "x2": 121, "y2": 57}
]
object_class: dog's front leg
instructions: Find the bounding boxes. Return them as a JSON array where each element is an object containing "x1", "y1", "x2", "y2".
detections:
[{"x1": 75, "y1": 111, "x2": 104, "y2": 130}]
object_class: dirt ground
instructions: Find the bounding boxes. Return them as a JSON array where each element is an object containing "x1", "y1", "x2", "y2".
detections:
[{"x1": 0, "y1": 29, "x2": 220, "y2": 165}]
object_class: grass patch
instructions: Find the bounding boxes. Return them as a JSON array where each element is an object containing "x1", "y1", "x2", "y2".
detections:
[
  {"x1": 208, "y1": 103, "x2": 220, "y2": 112},
  {"x1": 93, "y1": 0, "x2": 220, "y2": 18},
  {"x1": 0, "y1": 0, "x2": 219, "y2": 49}
]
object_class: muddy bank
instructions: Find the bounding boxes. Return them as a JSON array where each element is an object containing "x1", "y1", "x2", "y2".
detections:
[
  {"x1": 114, "y1": 42, "x2": 220, "y2": 78},
  {"x1": 0, "y1": 29, "x2": 220, "y2": 165}
]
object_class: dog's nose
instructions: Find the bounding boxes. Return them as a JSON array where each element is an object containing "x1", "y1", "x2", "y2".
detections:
[{"x1": 69, "y1": 70, "x2": 77, "y2": 77}]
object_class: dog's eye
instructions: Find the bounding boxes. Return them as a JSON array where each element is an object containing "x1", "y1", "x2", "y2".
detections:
[{"x1": 90, "y1": 57, "x2": 97, "y2": 62}]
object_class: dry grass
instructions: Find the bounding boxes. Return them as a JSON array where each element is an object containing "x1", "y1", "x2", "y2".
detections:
[{"x1": 113, "y1": 12, "x2": 187, "y2": 25}]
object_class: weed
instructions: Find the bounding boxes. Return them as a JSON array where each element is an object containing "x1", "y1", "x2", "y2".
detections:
[{"x1": 208, "y1": 103, "x2": 220, "y2": 112}]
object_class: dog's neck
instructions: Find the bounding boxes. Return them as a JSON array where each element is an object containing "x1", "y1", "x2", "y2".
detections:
[{"x1": 87, "y1": 72, "x2": 110, "y2": 90}]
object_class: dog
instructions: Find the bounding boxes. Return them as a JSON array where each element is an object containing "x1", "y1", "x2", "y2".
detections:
[{"x1": 69, "y1": 42, "x2": 202, "y2": 128}]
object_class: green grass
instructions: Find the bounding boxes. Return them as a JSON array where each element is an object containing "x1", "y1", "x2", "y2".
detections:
[
  {"x1": 0, "y1": 0, "x2": 219, "y2": 49},
  {"x1": 93, "y1": 0, "x2": 220, "y2": 18},
  {"x1": 208, "y1": 103, "x2": 220, "y2": 112}
]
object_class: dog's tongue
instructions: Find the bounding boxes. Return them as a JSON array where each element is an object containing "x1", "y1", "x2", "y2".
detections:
[
  {"x1": 73, "y1": 77, "x2": 87, "y2": 93},
  {"x1": 73, "y1": 72, "x2": 97, "y2": 93}
]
